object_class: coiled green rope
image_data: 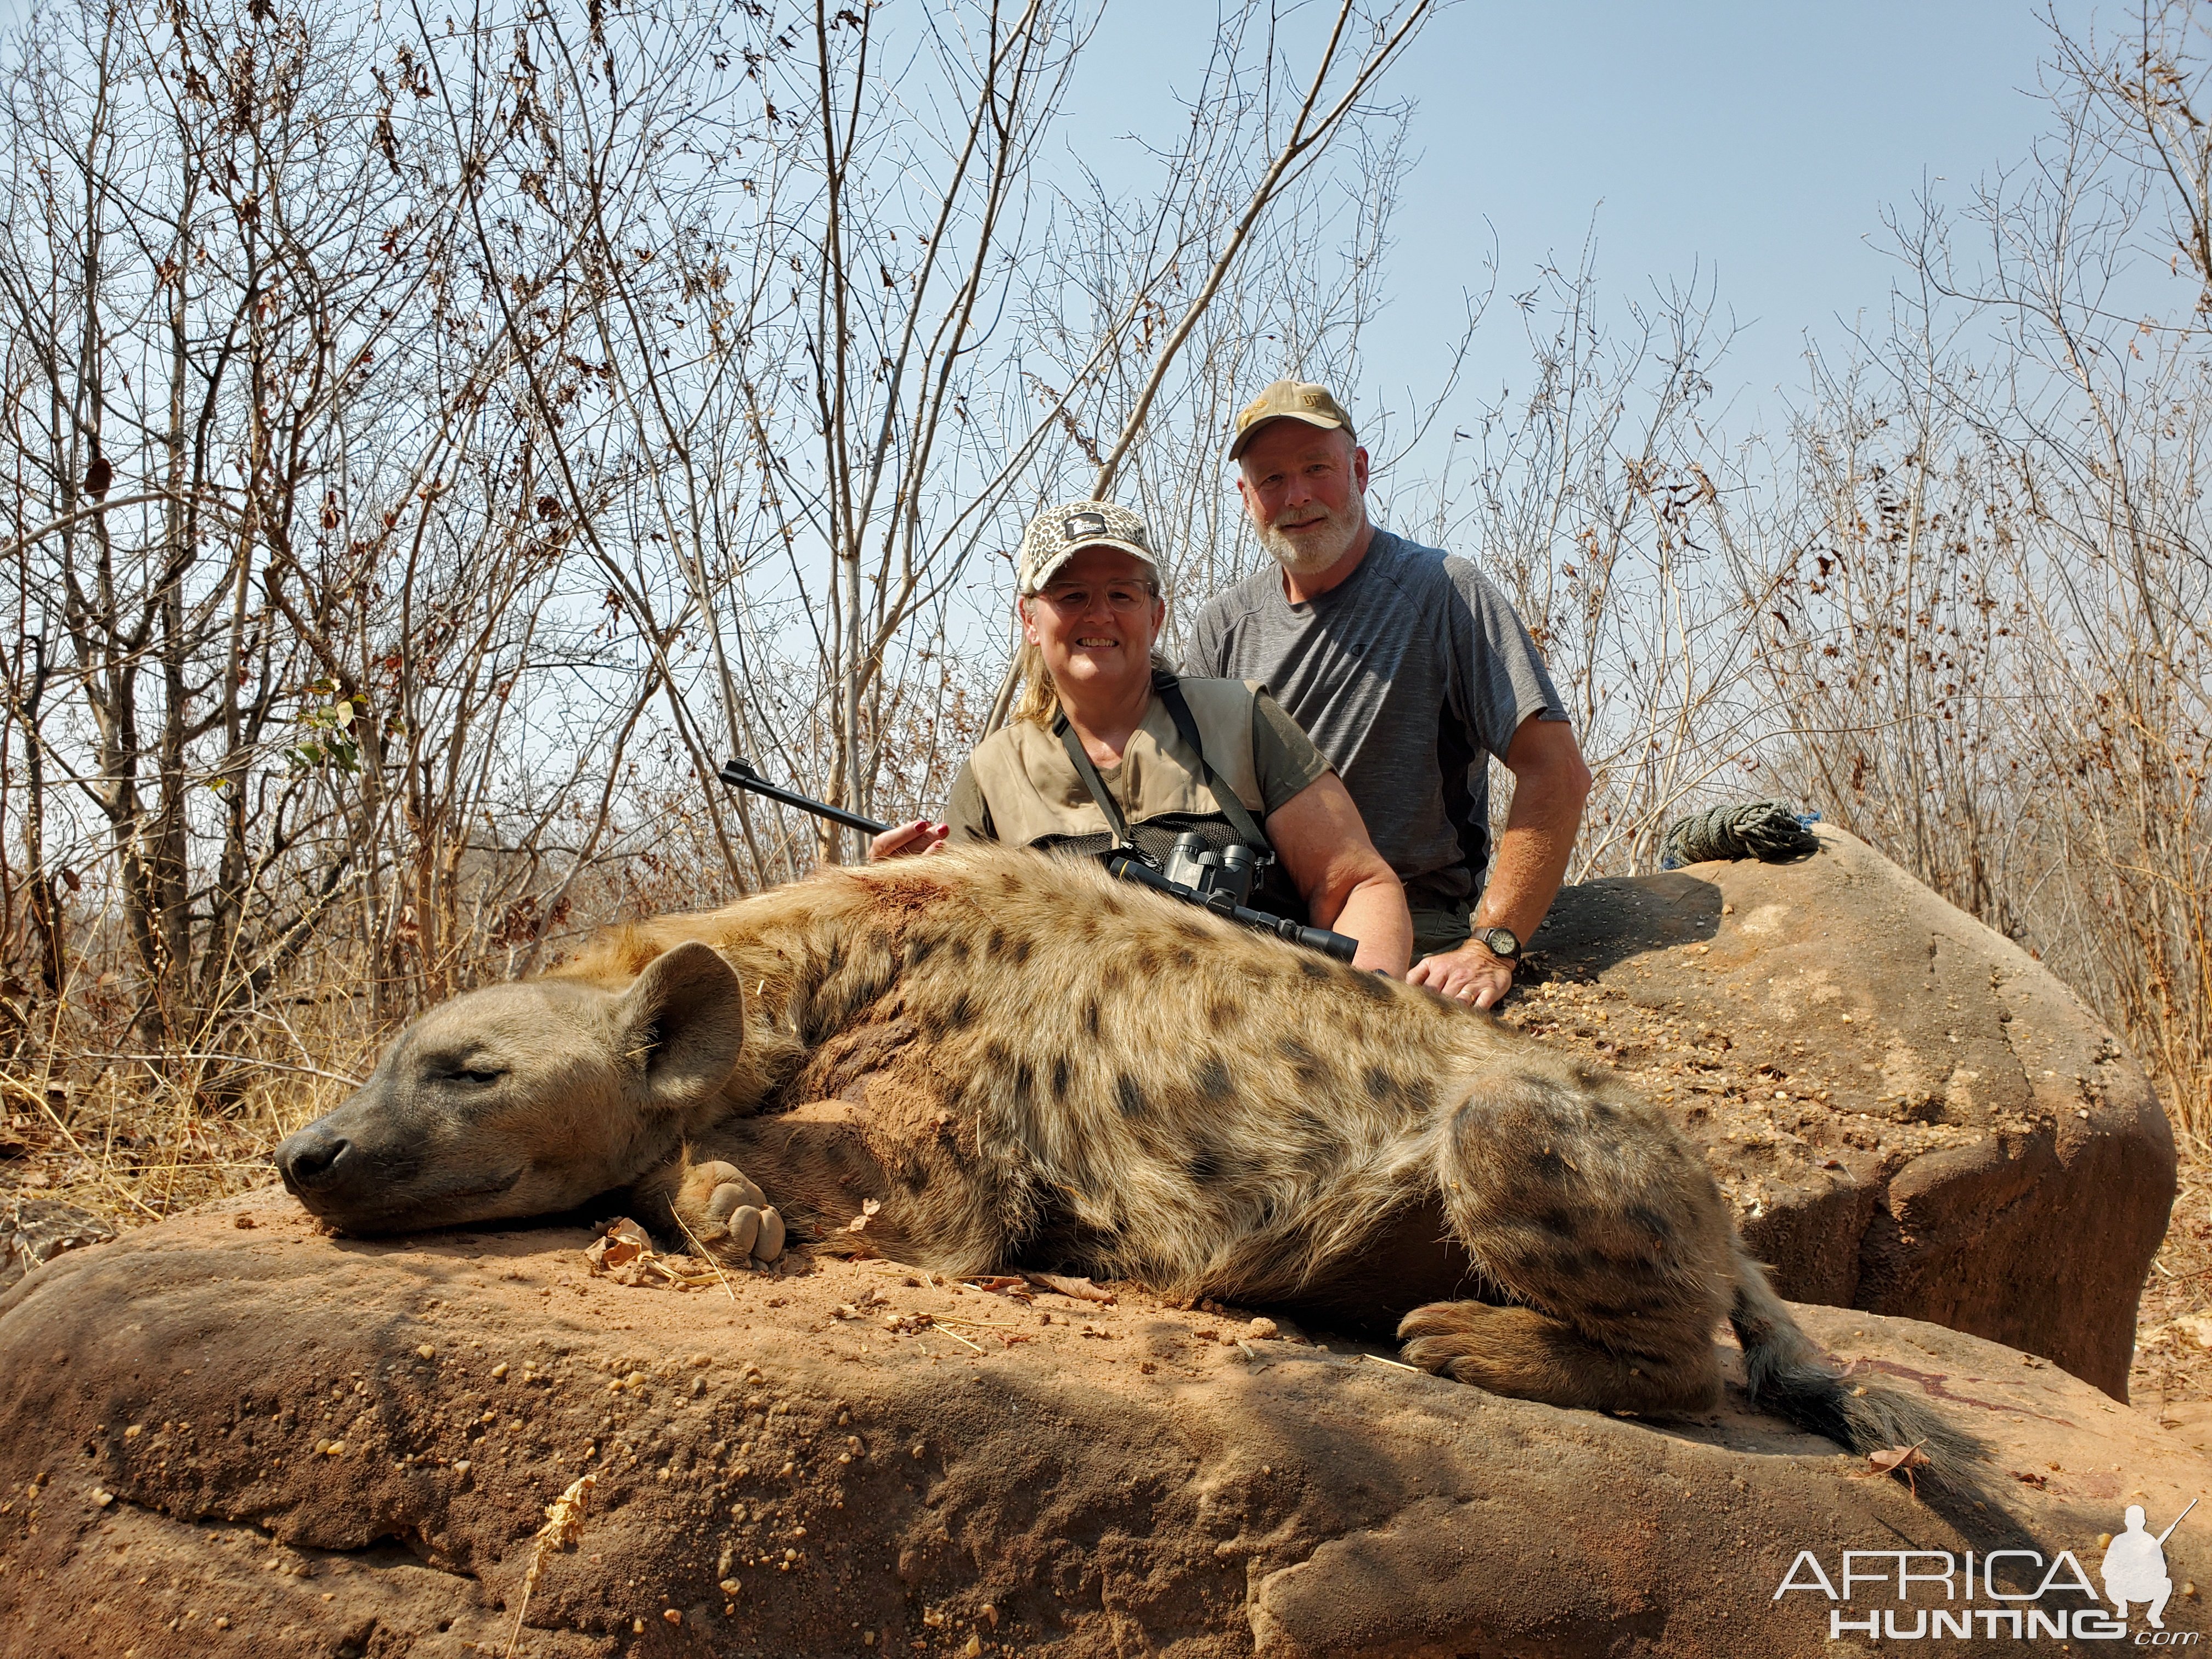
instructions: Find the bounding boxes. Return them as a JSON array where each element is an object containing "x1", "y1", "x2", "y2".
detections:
[{"x1": 1660, "y1": 800, "x2": 1820, "y2": 867}]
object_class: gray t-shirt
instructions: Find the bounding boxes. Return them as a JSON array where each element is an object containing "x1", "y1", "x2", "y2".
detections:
[{"x1": 1183, "y1": 528, "x2": 1566, "y2": 906}]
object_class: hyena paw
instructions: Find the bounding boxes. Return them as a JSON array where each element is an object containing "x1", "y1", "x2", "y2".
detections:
[
  {"x1": 1396, "y1": 1300, "x2": 1487, "y2": 1376},
  {"x1": 675, "y1": 1159, "x2": 787, "y2": 1265}
]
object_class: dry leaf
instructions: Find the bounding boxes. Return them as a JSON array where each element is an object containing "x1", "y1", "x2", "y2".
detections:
[
  {"x1": 1863, "y1": 1443, "x2": 1931, "y2": 1476},
  {"x1": 580, "y1": 1218, "x2": 721, "y2": 1290},
  {"x1": 843, "y1": 1198, "x2": 882, "y2": 1234},
  {"x1": 1854, "y1": 1440, "x2": 1932, "y2": 1498},
  {"x1": 585, "y1": 1217, "x2": 654, "y2": 1274},
  {"x1": 2171, "y1": 1313, "x2": 2212, "y2": 1351}
]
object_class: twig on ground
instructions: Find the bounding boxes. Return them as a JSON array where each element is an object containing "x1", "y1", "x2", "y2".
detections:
[
  {"x1": 667, "y1": 1205, "x2": 740, "y2": 1304},
  {"x1": 504, "y1": 1472, "x2": 595, "y2": 1658}
]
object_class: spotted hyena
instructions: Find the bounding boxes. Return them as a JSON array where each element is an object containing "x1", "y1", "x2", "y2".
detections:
[{"x1": 278, "y1": 847, "x2": 1971, "y2": 1468}]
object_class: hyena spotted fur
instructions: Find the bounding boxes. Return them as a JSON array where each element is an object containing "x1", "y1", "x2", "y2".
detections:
[{"x1": 279, "y1": 845, "x2": 1977, "y2": 1471}]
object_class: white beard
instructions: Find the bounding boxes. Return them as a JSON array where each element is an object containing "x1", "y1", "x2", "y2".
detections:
[{"x1": 1257, "y1": 503, "x2": 1362, "y2": 575}]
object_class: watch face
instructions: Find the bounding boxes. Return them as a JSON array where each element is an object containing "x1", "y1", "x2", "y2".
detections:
[{"x1": 1482, "y1": 927, "x2": 1519, "y2": 960}]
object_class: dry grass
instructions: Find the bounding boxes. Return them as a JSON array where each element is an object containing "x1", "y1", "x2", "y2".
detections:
[
  {"x1": 505, "y1": 1471, "x2": 596, "y2": 1658},
  {"x1": 2131, "y1": 1149, "x2": 2212, "y2": 1448},
  {"x1": 0, "y1": 1062, "x2": 338, "y2": 1227}
]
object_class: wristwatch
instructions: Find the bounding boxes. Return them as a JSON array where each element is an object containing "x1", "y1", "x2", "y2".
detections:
[{"x1": 1474, "y1": 926, "x2": 1521, "y2": 963}]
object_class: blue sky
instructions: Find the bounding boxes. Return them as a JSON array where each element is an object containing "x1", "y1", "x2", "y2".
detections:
[
  {"x1": 0, "y1": 0, "x2": 2079, "y2": 454},
  {"x1": 0, "y1": 0, "x2": 2074, "y2": 421},
  {"x1": 1067, "y1": 0, "x2": 2076, "y2": 435}
]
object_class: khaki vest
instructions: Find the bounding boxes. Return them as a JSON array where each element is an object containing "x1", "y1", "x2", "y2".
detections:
[{"x1": 967, "y1": 678, "x2": 1266, "y2": 849}]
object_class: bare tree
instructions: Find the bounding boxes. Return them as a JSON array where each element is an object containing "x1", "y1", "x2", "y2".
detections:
[
  {"x1": 0, "y1": 0, "x2": 1451, "y2": 1217},
  {"x1": 1733, "y1": 2, "x2": 2212, "y2": 1138}
]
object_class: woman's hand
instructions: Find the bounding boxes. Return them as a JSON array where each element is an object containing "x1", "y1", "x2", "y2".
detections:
[{"x1": 870, "y1": 819, "x2": 949, "y2": 861}]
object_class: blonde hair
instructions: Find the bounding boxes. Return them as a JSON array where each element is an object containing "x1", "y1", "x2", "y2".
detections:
[{"x1": 1011, "y1": 640, "x2": 1060, "y2": 727}]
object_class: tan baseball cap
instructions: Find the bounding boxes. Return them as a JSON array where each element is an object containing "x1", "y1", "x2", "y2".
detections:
[
  {"x1": 1228, "y1": 379, "x2": 1357, "y2": 460},
  {"x1": 1016, "y1": 500, "x2": 1163, "y2": 594}
]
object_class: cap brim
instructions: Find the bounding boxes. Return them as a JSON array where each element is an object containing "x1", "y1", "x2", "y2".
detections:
[
  {"x1": 1022, "y1": 539, "x2": 1163, "y2": 594},
  {"x1": 1227, "y1": 409, "x2": 1347, "y2": 461}
]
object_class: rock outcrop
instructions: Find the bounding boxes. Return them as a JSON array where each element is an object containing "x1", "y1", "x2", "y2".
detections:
[
  {"x1": 1505, "y1": 824, "x2": 2177, "y2": 1396},
  {"x1": 0, "y1": 1197, "x2": 2203, "y2": 1658}
]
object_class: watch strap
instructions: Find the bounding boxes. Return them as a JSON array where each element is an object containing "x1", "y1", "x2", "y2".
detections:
[{"x1": 1477, "y1": 926, "x2": 1521, "y2": 961}]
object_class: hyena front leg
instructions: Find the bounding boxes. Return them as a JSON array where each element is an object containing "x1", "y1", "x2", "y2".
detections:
[
  {"x1": 672, "y1": 1097, "x2": 1014, "y2": 1277},
  {"x1": 1399, "y1": 1065, "x2": 1734, "y2": 1417},
  {"x1": 633, "y1": 1101, "x2": 890, "y2": 1267},
  {"x1": 661, "y1": 1156, "x2": 789, "y2": 1267}
]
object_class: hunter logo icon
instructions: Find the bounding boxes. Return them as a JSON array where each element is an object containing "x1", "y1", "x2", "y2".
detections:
[{"x1": 2107, "y1": 1499, "x2": 2194, "y2": 1630}]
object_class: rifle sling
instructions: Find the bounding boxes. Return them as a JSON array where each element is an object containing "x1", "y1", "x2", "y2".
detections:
[{"x1": 1054, "y1": 714, "x2": 1136, "y2": 850}]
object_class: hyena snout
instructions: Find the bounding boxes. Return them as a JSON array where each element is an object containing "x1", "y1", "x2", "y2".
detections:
[
  {"x1": 276, "y1": 1123, "x2": 356, "y2": 1197},
  {"x1": 275, "y1": 1105, "x2": 430, "y2": 1218}
]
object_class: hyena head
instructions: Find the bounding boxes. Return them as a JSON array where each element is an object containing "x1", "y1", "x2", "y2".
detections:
[{"x1": 275, "y1": 941, "x2": 746, "y2": 1234}]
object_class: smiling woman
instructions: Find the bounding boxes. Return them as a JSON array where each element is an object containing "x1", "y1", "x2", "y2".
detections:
[{"x1": 870, "y1": 500, "x2": 1412, "y2": 976}]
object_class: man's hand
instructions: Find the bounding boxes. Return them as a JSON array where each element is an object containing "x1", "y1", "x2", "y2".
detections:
[
  {"x1": 1407, "y1": 939, "x2": 1513, "y2": 1008},
  {"x1": 870, "y1": 819, "x2": 948, "y2": 861}
]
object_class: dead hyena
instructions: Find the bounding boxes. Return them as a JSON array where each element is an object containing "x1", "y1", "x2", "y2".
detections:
[{"x1": 278, "y1": 847, "x2": 1970, "y2": 1466}]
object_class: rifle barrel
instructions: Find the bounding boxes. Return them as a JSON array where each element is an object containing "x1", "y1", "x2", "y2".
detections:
[
  {"x1": 717, "y1": 759, "x2": 889, "y2": 835},
  {"x1": 2157, "y1": 1496, "x2": 2197, "y2": 1545}
]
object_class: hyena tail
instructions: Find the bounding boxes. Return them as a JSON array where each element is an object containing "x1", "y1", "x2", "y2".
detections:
[{"x1": 1728, "y1": 1246, "x2": 1986, "y2": 1496}]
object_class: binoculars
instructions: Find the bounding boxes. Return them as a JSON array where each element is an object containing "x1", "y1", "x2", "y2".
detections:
[{"x1": 1160, "y1": 832, "x2": 1261, "y2": 909}]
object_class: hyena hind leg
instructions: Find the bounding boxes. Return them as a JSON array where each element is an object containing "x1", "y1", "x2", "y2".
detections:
[
  {"x1": 1404, "y1": 1063, "x2": 1737, "y2": 1415},
  {"x1": 1397, "y1": 1300, "x2": 1722, "y2": 1415}
]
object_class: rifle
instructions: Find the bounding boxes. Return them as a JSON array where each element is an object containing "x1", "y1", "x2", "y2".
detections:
[
  {"x1": 715, "y1": 757, "x2": 1362, "y2": 963},
  {"x1": 2157, "y1": 1497, "x2": 2197, "y2": 1546}
]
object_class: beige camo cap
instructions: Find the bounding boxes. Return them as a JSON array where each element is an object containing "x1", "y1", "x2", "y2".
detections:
[
  {"x1": 1015, "y1": 500, "x2": 1163, "y2": 595},
  {"x1": 1228, "y1": 378, "x2": 1356, "y2": 461}
]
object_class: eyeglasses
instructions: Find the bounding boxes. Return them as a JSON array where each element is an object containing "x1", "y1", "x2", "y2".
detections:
[{"x1": 1035, "y1": 582, "x2": 1159, "y2": 614}]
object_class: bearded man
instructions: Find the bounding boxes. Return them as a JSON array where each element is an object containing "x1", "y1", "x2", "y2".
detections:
[{"x1": 1182, "y1": 379, "x2": 1592, "y2": 1008}]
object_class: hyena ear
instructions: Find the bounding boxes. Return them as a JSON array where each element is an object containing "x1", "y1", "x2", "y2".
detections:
[{"x1": 614, "y1": 941, "x2": 746, "y2": 1110}]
